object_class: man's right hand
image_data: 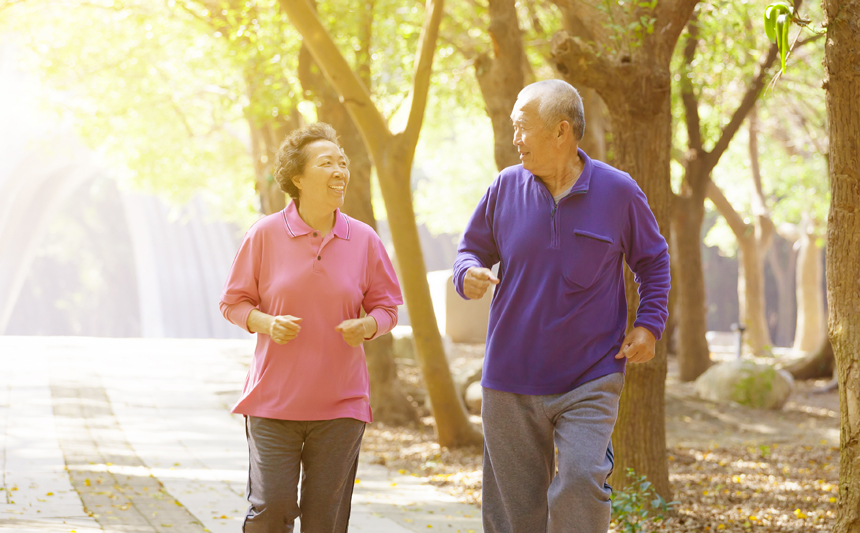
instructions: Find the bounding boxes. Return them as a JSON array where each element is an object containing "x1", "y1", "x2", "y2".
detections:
[
  {"x1": 269, "y1": 315, "x2": 302, "y2": 344},
  {"x1": 463, "y1": 267, "x2": 500, "y2": 300}
]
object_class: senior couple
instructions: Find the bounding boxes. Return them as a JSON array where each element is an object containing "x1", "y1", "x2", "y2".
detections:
[{"x1": 220, "y1": 79, "x2": 671, "y2": 533}]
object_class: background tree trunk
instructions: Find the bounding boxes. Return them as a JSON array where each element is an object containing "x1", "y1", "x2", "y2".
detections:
[
  {"x1": 767, "y1": 236, "x2": 798, "y2": 347},
  {"x1": 784, "y1": 337, "x2": 835, "y2": 380},
  {"x1": 794, "y1": 216, "x2": 825, "y2": 352},
  {"x1": 823, "y1": 0, "x2": 860, "y2": 528},
  {"x1": 474, "y1": 0, "x2": 527, "y2": 172},
  {"x1": 672, "y1": 194, "x2": 711, "y2": 380}
]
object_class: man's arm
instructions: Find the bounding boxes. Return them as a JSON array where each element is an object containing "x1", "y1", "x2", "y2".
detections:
[
  {"x1": 453, "y1": 179, "x2": 502, "y2": 299},
  {"x1": 617, "y1": 186, "x2": 671, "y2": 363}
]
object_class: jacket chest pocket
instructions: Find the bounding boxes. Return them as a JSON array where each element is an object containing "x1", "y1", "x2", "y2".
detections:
[{"x1": 562, "y1": 229, "x2": 615, "y2": 289}]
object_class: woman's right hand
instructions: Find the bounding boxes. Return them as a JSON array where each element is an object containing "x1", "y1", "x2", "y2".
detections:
[{"x1": 269, "y1": 315, "x2": 302, "y2": 344}]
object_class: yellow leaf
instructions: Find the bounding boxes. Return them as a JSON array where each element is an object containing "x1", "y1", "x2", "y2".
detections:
[
  {"x1": 398, "y1": 469, "x2": 406, "y2": 474},
  {"x1": 46, "y1": 492, "x2": 54, "y2": 496},
  {"x1": 794, "y1": 509, "x2": 808, "y2": 519},
  {"x1": 717, "y1": 525, "x2": 726, "y2": 530},
  {"x1": 830, "y1": 497, "x2": 837, "y2": 503},
  {"x1": 354, "y1": 479, "x2": 361, "y2": 484}
]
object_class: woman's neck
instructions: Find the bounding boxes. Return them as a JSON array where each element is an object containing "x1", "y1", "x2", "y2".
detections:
[{"x1": 297, "y1": 201, "x2": 336, "y2": 236}]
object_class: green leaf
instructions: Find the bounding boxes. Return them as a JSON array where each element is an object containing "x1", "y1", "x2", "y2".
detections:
[{"x1": 777, "y1": 12, "x2": 790, "y2": 73}]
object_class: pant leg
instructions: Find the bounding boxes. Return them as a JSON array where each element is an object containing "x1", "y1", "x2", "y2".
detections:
[
  {"x1": 482, "y1": 387, "x2": 555, "y2": 533},
  {"x1": 297, "y1": 418, "x2": 366, "y2": 533},
  {"x1": 545, "y1": 373, "x2": 624, "y2": 533},
  {"x1": 243, "y1": 416, "x2": 304, "y2": 533}
]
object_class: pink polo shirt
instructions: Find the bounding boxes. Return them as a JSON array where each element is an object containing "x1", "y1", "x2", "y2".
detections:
[{"x1": 219, "y1": 202, "x2": 402, "y2": 423}]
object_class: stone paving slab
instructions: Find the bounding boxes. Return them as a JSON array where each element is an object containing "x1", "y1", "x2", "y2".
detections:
[{"x1": 0, "y1": 337, "x2": 482, "y2": 532}]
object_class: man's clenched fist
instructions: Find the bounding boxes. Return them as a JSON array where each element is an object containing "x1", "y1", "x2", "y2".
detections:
[{"x1": 463, "y1": 267, "x2": 500, "y2": 300}]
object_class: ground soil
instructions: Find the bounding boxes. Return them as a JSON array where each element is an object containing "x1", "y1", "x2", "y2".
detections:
[{"x1": 361, "y1": 346, "x2": 840, "y2": 532}]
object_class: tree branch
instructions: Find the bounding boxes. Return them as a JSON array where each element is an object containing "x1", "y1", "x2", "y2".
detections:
[
  {"x1": 653, "y1": 0, "x2": 700, "y2": 61},
  {"x1": 279, "y1": 0, "x2": 392, "y2": 158},
  {"x1": 681, "y1": 17, "x2": 703, "y2": 153},
  {"x1": 707, "y1": 181, "x2": 750, "y2": 238},
  {"x1": 708, "y1": 44, "x2": 778, "y2": 165},
  {"x1": 402, "y1": 0, "x2": 445, "y2": 148}
]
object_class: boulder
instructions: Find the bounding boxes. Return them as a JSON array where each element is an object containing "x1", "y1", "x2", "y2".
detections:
[
  {"x1": 452, "y1": 358, "x2": 484, "y2": 399},
  {"x1": 465, "y1": 381, "x2": 483, "y2": 414},
  {"x1": 694, "y1": 359, "x2": 794, "y2": 410}
]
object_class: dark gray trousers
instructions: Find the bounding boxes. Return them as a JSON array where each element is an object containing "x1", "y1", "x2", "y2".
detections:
[
  {"x1": 481, "y1": 372, "x2": 624, "y2": 533},
  {"x1": 243, "y1": 416, "x2": 366, "y2": 533}
]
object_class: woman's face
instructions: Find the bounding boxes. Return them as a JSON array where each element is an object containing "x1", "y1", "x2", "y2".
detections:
[{"x1": 292, "y1": 140, "x2": 350, "y2": 211}]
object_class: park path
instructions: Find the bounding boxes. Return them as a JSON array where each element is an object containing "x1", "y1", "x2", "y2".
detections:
[{"x1": 0, "y1": 337, "x2": 482, "y2": 533}]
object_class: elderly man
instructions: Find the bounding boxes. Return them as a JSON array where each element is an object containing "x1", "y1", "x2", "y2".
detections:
[{"x1": 453, "y1": 79, "x2": 670, "y2": 532}]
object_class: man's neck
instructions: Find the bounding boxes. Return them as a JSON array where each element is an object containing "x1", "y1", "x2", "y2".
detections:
[{"x1": 540, "y1": 152, "x2": 584, "y2": 197}]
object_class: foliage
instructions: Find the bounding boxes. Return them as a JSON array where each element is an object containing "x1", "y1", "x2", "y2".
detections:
[
  {"x1": 0, "y1": 0, "x2": 258, "y2": 225},
  {"x1": 731, "y1": 364, "x2": 777, "y2": 407},
  {"x1": 611, "y1": 469, "x2": 678, "y2": 532}
]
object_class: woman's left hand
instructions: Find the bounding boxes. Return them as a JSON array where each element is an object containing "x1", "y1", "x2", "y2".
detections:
[{"x1": 335, "y1": 317, "x2": 377, "y2": 347}]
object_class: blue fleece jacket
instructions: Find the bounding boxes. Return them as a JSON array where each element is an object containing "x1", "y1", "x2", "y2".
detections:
[{"x1": 453, "y1": 149, "x2": 671, "y2": 395}]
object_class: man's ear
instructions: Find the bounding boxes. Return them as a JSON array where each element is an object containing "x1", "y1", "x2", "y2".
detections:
[{"x1": 556, "y1": 120, "x2": 571, "y2": 142}]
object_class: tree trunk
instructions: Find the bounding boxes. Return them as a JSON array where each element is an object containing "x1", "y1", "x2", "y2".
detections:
[
  {"x1": 578, "y1": 87, "x2": 608, "y2": 162},
  {"x1": 794, "y1": 217, "x2": 825, "y2": 352},
  {"x1": 377, "y1": 144, "x2": 480, "y2": 444},
  {"x1": 784, "y1": 337, "x2": 835, "y2": 380},
  {"x1": 737, "y1": 233, "x2": 772, "y2": 354},
  {"x1": 672, "y1": 195, "x2": 711, "y2": 381},
  {"x1": 767, "y1": 236, "x2": 797, "y2": 347},
  {"x1": 281, "y1": 0, "x2": 482, "y2": 447},
  {"x1": 246, "y1": 111, "x2": 294, "y2": 216},
  {"x1": 823, "y1": 0, "x2": 860, "y2": 528},
  {"x1": 474, "y1": 0, "x2": 527, "y2": 172},
  {"x1": 607, "y1": 98, "x2": 672, "y2": 500}
]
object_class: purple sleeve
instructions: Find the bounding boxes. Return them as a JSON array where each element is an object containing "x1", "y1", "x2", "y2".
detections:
[
  {"x1": 453, "y1": 179, "x2": 501, "y2": 299},
  {"x1": 219, "y1": 228, "x2": 261, "y2": 333},
  {"x1": 363, "y1": 236, "x2": 404, "y2": 340},
  {"x1": 621, "y1": 187, "x2": 671, "y2": 340}
]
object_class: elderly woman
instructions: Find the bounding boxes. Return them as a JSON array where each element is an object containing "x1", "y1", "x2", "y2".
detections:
[{"x1": 219, "y1": 122, "x2": 402, "y2": 532}]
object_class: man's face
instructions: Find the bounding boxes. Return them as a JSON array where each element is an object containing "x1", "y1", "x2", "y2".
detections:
[{"x1": 511, "y1": 98, "x2": 556, "y2": 177}]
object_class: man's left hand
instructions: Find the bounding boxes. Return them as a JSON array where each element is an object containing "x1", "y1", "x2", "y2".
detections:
[{"x1": 614, "y1": 327, "x2": 656, "y2": 363}]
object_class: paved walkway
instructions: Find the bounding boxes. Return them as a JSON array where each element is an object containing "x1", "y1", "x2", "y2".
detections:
[{"x1": 0, "y1": 337, "x2": 482, "y2": 532}]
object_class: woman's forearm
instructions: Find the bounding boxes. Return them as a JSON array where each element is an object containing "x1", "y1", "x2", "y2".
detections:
[
  {"x1": 362, "y1": 315, "x2": 378, "y2": 339},
  {"x1": 246, "y1": 309, "x2": 274, "y2": 336}
]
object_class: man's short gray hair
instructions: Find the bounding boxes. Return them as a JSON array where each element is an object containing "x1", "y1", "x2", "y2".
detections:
[{"x1": 517, "y1": 80, "x2": 585, "y2": 141}]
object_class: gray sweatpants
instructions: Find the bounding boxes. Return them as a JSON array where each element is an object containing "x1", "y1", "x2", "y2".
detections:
[
  {"x1": 482, "y1": 372, "x2": 624, "y2": 533},
  {"x1": 243, "y1": 416, "x2": 366, "y2": 533}
]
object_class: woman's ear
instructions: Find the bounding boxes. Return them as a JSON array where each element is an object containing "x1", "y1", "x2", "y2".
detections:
[{"x1": 292, "y1": 175, "x2": 302, "y2": 191}]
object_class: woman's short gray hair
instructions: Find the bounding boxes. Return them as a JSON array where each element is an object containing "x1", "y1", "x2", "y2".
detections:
[
  {"x1": 518, "y1": 80, "x2": 585, "y2": 141},
  {"x1": 273, "y1": 122, "x2": 348, "y2": 201}
]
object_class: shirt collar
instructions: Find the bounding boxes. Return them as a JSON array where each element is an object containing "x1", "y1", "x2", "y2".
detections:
[
  {"x1": 570, "y1": 147, "x2": 594, "y2": 194},
  {"x1": 527, "y1": 147, "x2": 595, "y2": 194},
  {"x1": 282, "y1": 201, "x2": 351, "y2": 240}
]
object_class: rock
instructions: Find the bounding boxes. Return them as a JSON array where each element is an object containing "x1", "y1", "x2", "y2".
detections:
[
  {"x1": 465, "y1": 381, "x2": 483, "y2": 414},
  {"x1": 694, "y1": 359, "x2": 794, "y2": 410},
  {"x1": 452, "y1": 358, "x2": 484, "y2": 399},
  {"x1": 391, "y1": 326, "x2": 415, "y2": 360}
]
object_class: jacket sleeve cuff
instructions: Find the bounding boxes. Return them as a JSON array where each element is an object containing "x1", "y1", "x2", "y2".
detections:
[{"x1": 633, "y1": 319, "x2": 663, "y2": 342}]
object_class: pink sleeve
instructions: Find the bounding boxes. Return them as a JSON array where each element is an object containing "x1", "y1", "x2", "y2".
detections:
[
  {"x1": 363, "y1": 237, "x2": 403, "y2": 340},
  {"x1": 219, "y1": 227, "x2": 262, "y2": 333}
]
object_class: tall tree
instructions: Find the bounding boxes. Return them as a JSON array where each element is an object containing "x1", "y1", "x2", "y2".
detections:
[
  {"x1": 297, "y1": 0, "x2": 418, "y2": 426},
  {"x1": 672, "y1": 13, "x2": 781, "y2": 376},
  {"x1": 280, "y1": 0, "x2": 482, "y2": 447},
  {"x1": 822, "y1": 0, "x2": 860, "y2": 528},
  {"x1": 549, "y1": 0, "x2": 698, "y2": 497}
]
